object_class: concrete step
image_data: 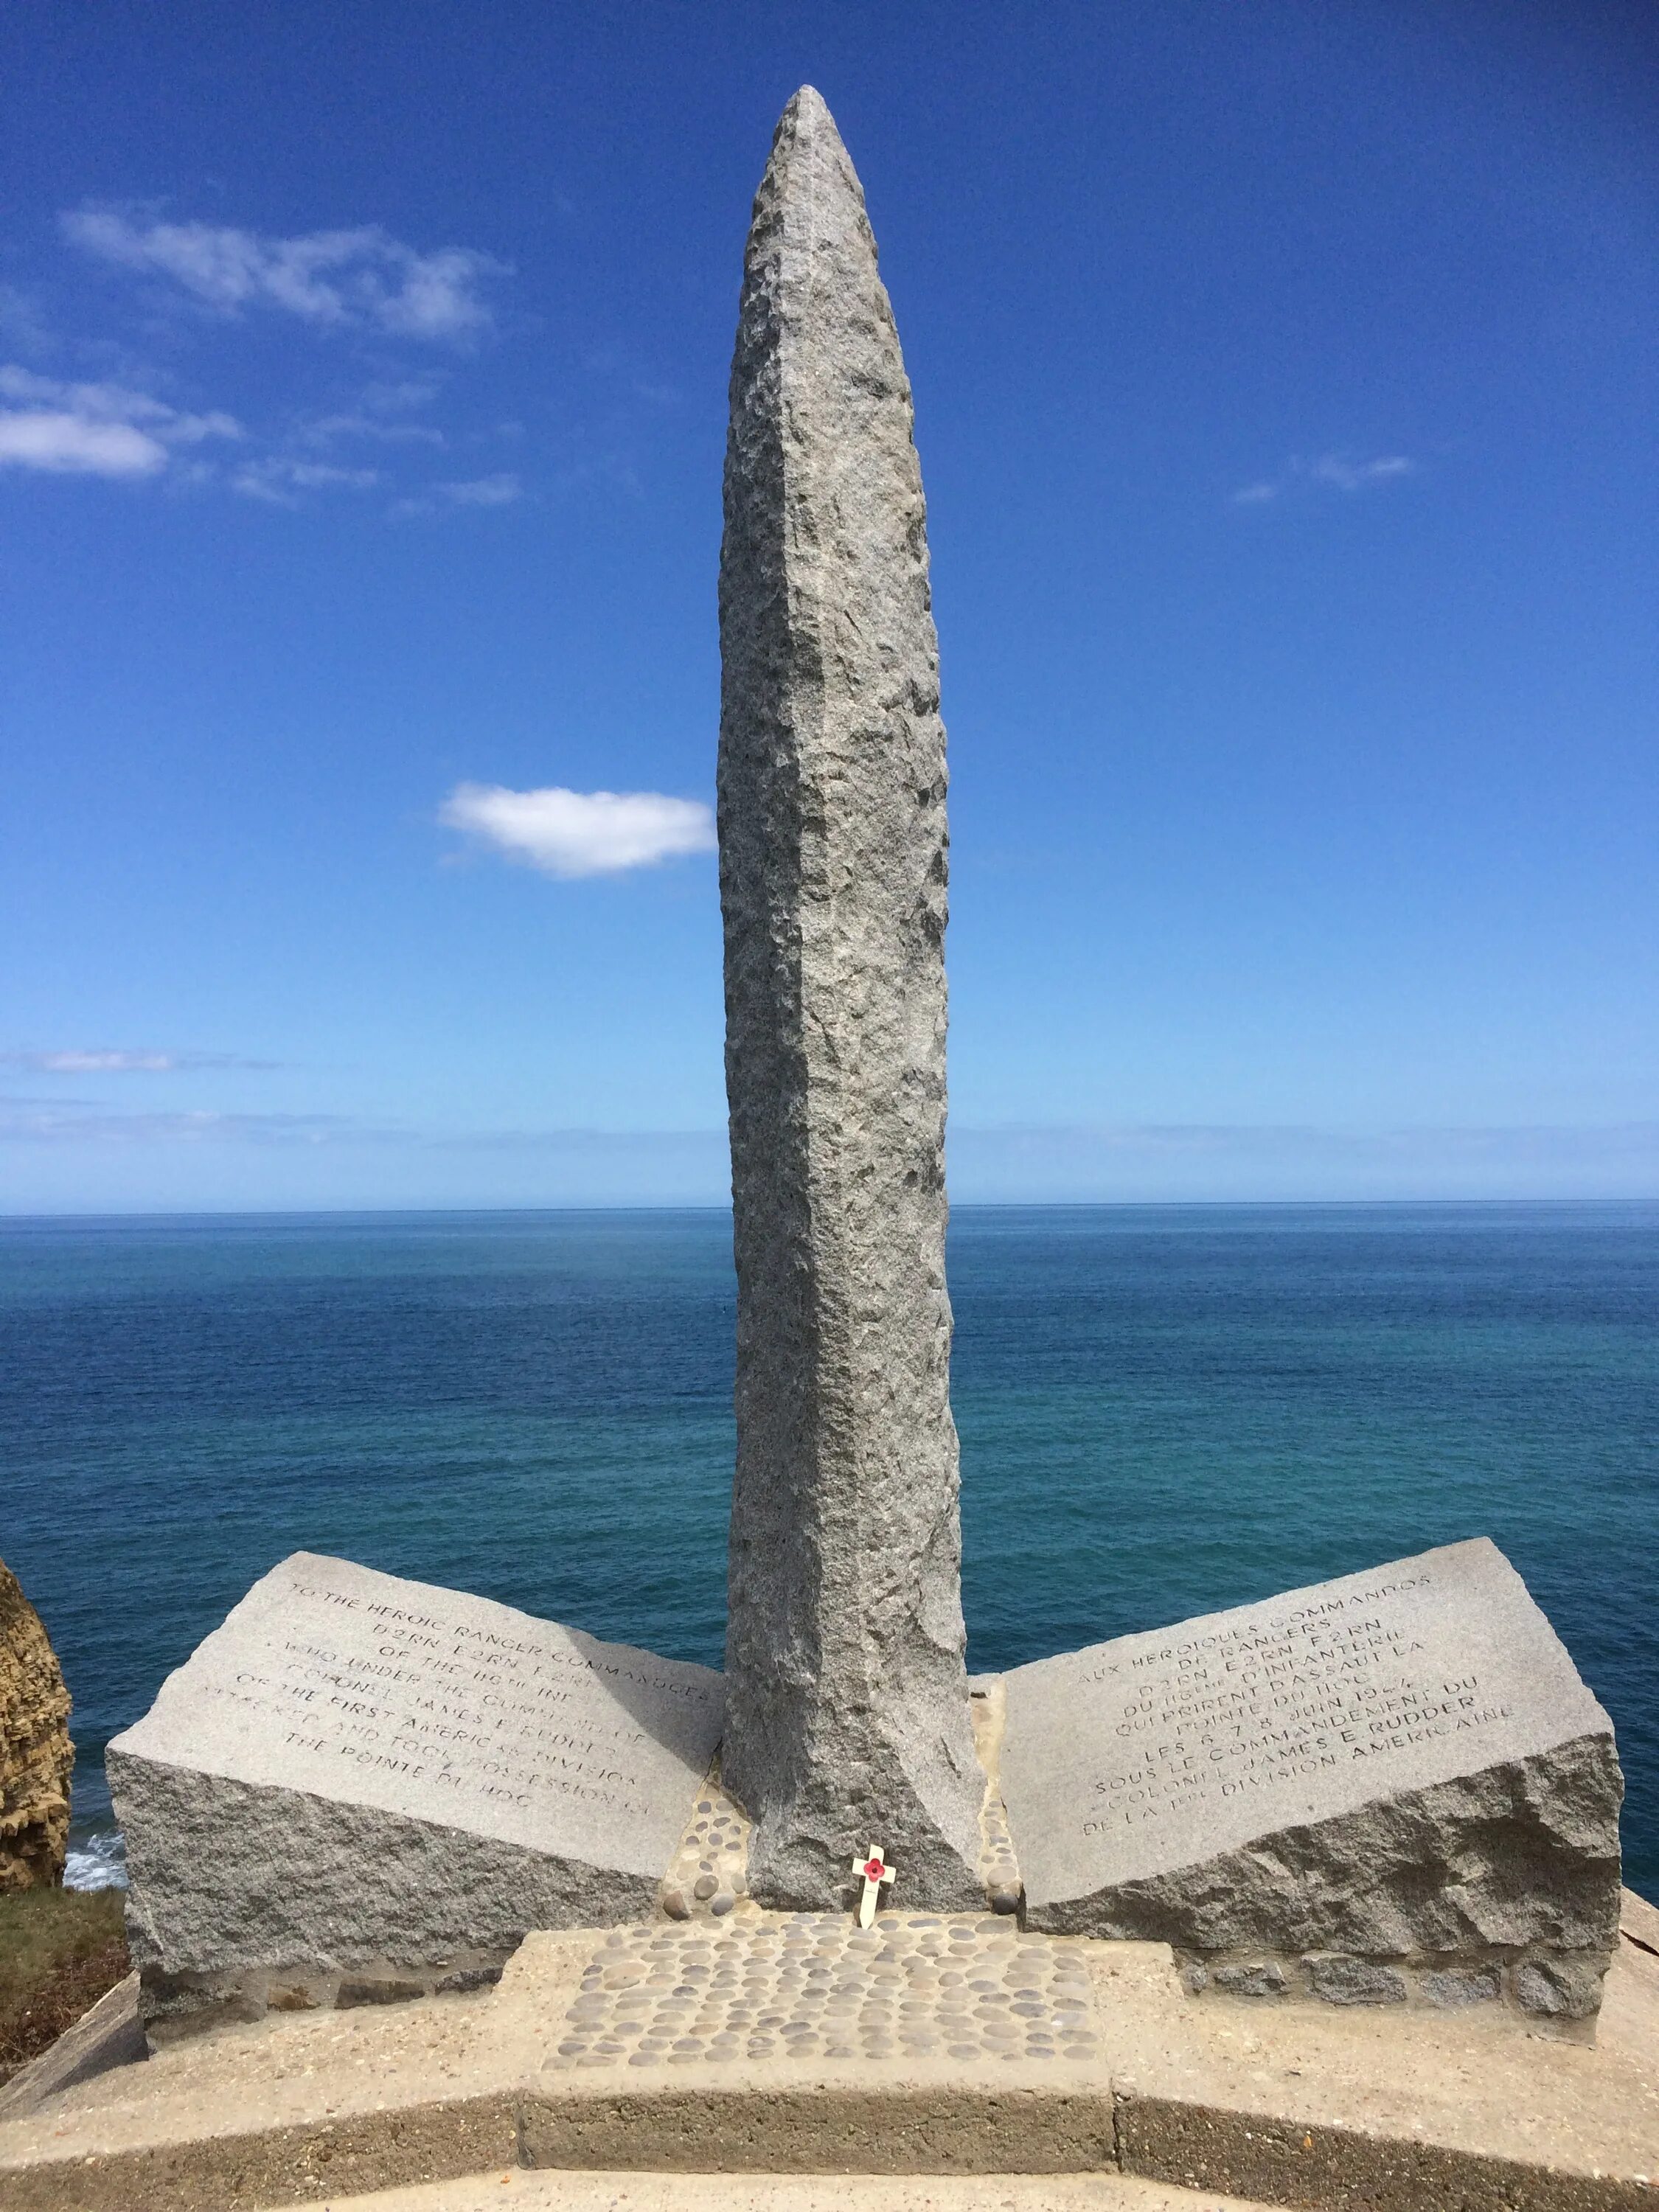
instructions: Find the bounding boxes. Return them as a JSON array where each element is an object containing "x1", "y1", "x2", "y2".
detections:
[
  {"x1": 289, "y1": 2171, "x2": 1279, "y2": 2211},
  {"x1": 2, "y1": 1916, "x2": 1655, "y2": 2211}
]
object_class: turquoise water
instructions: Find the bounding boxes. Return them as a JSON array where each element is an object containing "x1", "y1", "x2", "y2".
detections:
[{"x1": 1, "y1": 1203, "x2": 1654, "y2": 1890}]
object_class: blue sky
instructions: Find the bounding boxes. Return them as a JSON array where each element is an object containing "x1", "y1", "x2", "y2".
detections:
[{"x1": 2, "y1": 0, "x2": 1655, "y2": 1210}]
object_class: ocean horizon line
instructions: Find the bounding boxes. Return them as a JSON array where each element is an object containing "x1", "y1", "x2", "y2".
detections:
[{"x1": 6, "y1": 1195, "x2": 1659, "y2": 1224}]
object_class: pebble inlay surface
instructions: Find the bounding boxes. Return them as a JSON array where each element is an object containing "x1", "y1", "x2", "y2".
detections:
[
  {"x1": 970, "y1": 1683, "x2": 1023, "y2": 1910},
  {"x1": 661, "y1": 1769, "x2": 752, "y2": 1921},
  {"x1": 544, "y1": 1913, "x2": 1102, "y2": 2072}
]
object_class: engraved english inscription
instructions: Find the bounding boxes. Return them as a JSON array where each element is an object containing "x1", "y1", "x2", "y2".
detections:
[
  {"x1": 238, "y1": 1579, "x2": 688, "y2": 1820},
  {"x1": 118, "y1": 1553, "x2": 723, "y2": 1880}
]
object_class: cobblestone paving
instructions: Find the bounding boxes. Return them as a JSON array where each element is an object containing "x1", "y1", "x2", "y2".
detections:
[
  {"x1": 545, "y1": 1913, "x2": 1101, "y2": 2070},
  {"x1": 970, "y1": 1683, "x2": 1023, "y2": 1910},
  {"x1": 661, "y1": 1773, "x2": 752, "y2": 1921}
]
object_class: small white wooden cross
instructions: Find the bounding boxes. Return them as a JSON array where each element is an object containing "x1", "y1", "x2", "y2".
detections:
[{"x1": 852, "y1": 1845, "x2": 896, "y2": 1927}]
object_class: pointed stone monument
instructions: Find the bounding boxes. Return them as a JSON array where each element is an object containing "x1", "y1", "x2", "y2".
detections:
[{"x1": 717, "y1": 86, "x2": 984, "y2": 1910}]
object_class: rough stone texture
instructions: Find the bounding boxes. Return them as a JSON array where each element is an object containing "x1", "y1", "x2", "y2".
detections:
[
  {"x1": 1422, "y1": 1965, "x2": 1503, "y2": 2008},
  {"x1": 999, "y1": 1540, "x2": 1623, "y2": 2009},
  {"x1": 1516, "y1": 1958, "x2": 1607, "y2": 2022},
  {"x1": 1305, "y1": 1955, "x2": 1409, "y2": 2007},
  {"x1": 0, "y1": 1557, "x2": 73, "y2": 1891},
  {"x1": 717, "y1": 86, "x2": 981, "y2": 1910},
  {"x1": 106, "y1": 1554, "x2": 723, "y2": 2023},
  {"x1": 1211, "y1": 1962, "x2": 1288, "y2": 2000}
]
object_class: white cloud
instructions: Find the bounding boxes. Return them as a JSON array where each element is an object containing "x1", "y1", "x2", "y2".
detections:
[
  {"x1": 360, "y1": 376, "x2": 445, "y2": 413},
  {"x1": 291, "y1": 378, "x2": 451, "y2": 458},
  {"x1": 0, "y1": 411, "x2": 164, "y2": 476},
  {"x1": 63, "y1": 209, "x2": 506, "y2": 340},
  {"x1": 0, "y1": 1100, "x2": 349, "y2": 1144},
  {"x1": 391, "y1": 470, "x2": 524, "y2": 518},
  {"x1": 0, "y1": 364, "x2": 240, "y2": 479},
  {"x1": 1, "y1": 1048, "x2": 278, "y2": 1072},
  {"x1": 232, "y1": 456, "x2": 380, "y2": 505},
  {"x1": 299, "y1": 412, "x2": 446, "y2": 449},
  {"x1": 439, "y1": 472, "x2": 522, "y2": 507},
  {"x1": 439, "y1": 782, "x2": 717, "y2": 879},
  {"x1": 1308, "y1": 453, "x2": 1416, "y2": 492},
  {"x1": 12, "y1": 1048, "x2": 173, "y2": 1072},
  {"x1": 1232, "y1": 452, "x2": 1418, "y2": 505}
]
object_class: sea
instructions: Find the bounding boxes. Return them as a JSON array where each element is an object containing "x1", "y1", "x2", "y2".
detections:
[{"x1": 1, "y1": 1203, "x2": 1654, "y2": 1895}]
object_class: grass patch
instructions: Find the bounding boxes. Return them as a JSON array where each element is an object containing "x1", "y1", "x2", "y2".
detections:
[{"x1": 0, "y1": 1888, "x2": 129, "y2": 2085}]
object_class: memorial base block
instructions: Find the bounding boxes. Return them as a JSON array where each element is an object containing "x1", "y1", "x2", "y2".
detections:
[
  {"x1": 995, "y1": 1539, "x2": 1623, "y2": 2021},
  {"x1": 106, "y1": 1536, "x2": 1624, "y2": 2041},
  {"x1": 106, "y1": 1554, "x2": 724, "y2": 2040}
]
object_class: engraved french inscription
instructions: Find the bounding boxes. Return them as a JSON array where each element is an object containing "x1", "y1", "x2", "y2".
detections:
[{"x1": 998, "y1": 1538, "x2": 1614, "y2": 1917}]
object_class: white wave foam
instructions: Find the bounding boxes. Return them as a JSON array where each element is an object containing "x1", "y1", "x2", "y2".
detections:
[{"x1": 64, "y1": 1829, "x2": 128, "y2": 1891}]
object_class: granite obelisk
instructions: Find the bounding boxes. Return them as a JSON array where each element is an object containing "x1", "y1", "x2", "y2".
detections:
[{"x1": 717, "y1": 87, "x2": 984, "y2": 1910}]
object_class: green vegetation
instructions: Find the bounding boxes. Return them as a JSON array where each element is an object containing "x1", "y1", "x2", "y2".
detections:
[{"x1": 0, "y1": 1888, "x2": 128, "y2": 2085}]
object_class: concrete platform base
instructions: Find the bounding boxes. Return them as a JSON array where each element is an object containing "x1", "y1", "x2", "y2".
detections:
[
  {"x1": 284, "y1": 2172, "x2": 1282, "y2": 2211},
  {"x1": 1, "y1": 1905, "x2": 1655, "y2": 2211}
]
